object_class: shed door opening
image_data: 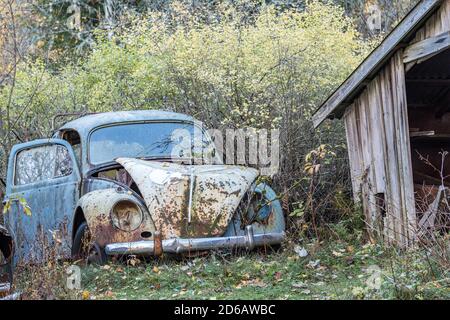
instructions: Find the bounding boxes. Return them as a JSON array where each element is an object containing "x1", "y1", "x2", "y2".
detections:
[{"x1": 407, "y1": 48, "x2": 450, "y2": 231}]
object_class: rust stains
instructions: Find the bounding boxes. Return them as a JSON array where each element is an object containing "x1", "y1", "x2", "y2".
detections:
[
  {"x1": 116, "y1": 158, "x2": 259, "y2": 238},
  {"x1": 78, "y1": 188, "x2": 156, "y2": 247}
]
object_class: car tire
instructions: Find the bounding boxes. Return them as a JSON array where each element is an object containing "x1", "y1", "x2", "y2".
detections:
[{"x1": 72, "y1": 222, "x2": 107, "y2": 265}]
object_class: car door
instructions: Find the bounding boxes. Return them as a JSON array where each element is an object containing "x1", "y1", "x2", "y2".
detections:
[{"x1": 3, "y1": 139, "x2": 80, "y2": 264}]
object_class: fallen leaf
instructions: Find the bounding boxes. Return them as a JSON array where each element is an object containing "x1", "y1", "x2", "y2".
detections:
[
  {"x1": 248, "y1": 278, "x2": 267, "y2": 288},
  {"x1": 292, "y1": 282, "x2": 307, "y2": 289},
  {"x1": 307, "y1": 260, "x2": 320, "y2": 269},
  {"x1": 352, "y1": 286, "x2": 365, "y2": 299},
  {"x1": 274, "y1": 272, "x2": 283, "y2": 281},
  {"x1": 153, "y1": 266, "x2": 160, "y2": 273},
  {"x1": 301, "y1": 289, "x2": 311, "y2": 295},
  {"x1": 81, "y1": 291, "x2": 90, "y2": 300},
  {"x1": 181, "y1": 265, "x2": 189, "y2": 271},
  {"x1": 294, "y1": 246, "x2": 308, "y2": 258},
  {"x1": 332, "y1": 250, "x2": 343, "y2": 257},
  {"x1": 345, "y1": 256, "x2": 355, "y2": 265},
  {"x1": 105, "y1": 290, "x2": 115, "y2": 297},
  {"x1": 128, "y1": 256, "x2": 141, "y2": 266}
]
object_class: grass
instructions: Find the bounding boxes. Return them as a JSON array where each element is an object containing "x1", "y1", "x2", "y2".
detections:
[
  {"x1": 69, "y1": 238, "x2": 449, "y2": 300},
  {"x1": 13, "y1": 227, "x2": 449, "y2": 300}
]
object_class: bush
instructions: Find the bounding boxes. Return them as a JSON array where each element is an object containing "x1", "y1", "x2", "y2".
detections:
[{"x1": 0, "y1": 1, "x2": 370, "y2": 236}]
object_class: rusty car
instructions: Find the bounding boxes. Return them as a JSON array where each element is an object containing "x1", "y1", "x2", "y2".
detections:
[
  {"x1": 1, "y1": 110, "x2": 285, "y2": 265},
  {"x1": 0, "y1": 224, "x2": 13, "y2": 296}
]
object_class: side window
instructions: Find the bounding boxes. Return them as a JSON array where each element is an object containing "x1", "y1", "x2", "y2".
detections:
[
  {"x1": 14, "y1": 144, "x2": 73, "y2": 186},
  {"x1": 61, "y1": 130, "x2": 81, "y2": 168}
]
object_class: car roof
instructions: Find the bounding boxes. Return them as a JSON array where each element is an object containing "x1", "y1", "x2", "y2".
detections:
[{"x1": 58, "y1": 110, "x2": 196, "y2": 137}]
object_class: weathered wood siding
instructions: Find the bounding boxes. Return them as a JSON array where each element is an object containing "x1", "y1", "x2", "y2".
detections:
[
  {"x1": 406, "y1": 0, "x2": 450, "y2": 68},
  {"x1": 412, "y1": 0, "x2": 450, "y2": 42},
  {"x1": 342, "y1": 1, "x2": 450, "y2": 247},
  {"x1": 343, "y1": 51, "x2": 416, "y2": 247}
]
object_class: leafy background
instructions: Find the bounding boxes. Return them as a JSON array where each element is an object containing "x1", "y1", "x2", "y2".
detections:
[
  {"x1": 1, "y1": 0, "x2": 418, "y2": 236},
  {"x1": 5, "y1": 1, "x2": 449, "y2": 302}
]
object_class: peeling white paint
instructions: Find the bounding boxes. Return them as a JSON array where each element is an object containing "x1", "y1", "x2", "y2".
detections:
[
  {"x1": 116, "y1": 158, "x2": 259, "y2": 238},
  {"x1": 147, "y1": 168, "x2": 184, "y2": 185}
]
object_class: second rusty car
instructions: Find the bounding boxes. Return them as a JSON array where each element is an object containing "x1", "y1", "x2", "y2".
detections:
[
  {"x1": 0, "y1": 224, "x2": 13, "y2": 297},
  {"x1": 2, "y1": 111, "x2": 285, "y2": 264}
]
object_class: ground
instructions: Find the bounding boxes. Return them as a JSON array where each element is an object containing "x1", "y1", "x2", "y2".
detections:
[{"x1": 56, "y1": 239, "x2": 449, "y2": 300}]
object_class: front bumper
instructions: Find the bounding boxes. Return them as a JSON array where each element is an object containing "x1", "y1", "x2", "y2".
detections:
[{"x1": 105, "y1": 225, "x2": 285, "y2": 256}]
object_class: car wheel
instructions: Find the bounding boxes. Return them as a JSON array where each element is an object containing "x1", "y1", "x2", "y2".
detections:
[{"x1": 72, "y1": 222, "x2": 107, "y2": 265}]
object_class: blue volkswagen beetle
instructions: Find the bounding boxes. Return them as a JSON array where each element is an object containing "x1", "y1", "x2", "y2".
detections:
[{"x1": 2, "y1": 111, "x2": 285, "y2": 264}]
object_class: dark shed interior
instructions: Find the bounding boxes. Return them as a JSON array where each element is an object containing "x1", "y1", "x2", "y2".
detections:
[
  {"x1": 406, "y1": 49, "x2": 450, "y2": 218},
  {"x1": 407, "y1": 48, "x2": 450, "y2": 210}
]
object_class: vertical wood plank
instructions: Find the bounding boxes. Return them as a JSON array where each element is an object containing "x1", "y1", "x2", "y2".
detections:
[{"x1": 344, "y1": 105, "x2": 362, "y2": 201}]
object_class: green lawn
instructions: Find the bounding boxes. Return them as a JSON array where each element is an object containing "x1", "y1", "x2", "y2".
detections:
[{"x1": 74, "y1": 240, "x2": 449, "y2": 300}]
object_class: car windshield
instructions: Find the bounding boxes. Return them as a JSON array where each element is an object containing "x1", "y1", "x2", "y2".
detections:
[{"x1": 89, "y1": 122, "x2": 212, "y2": 165}]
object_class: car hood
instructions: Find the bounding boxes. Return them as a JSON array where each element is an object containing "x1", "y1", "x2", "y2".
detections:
[{"x1": 116, "y1": 158, "x2": 259, "y2": 238}]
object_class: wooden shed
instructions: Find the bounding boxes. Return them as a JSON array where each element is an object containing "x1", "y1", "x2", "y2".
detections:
[{"x1": 313, "y1": 0, "x2": 450, "y2": 247}]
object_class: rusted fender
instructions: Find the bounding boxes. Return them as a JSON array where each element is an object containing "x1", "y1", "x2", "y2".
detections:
[
  {"x1": 76, "y1": 188, "x2": 156, "y2": 247},
  {"x1": 116, "y1": 158, "x2": 259, "y2": 239}
]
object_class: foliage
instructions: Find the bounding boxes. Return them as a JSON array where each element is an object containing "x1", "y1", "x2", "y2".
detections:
[
  {"x1": 2, "y1": 0, "x2": 447, "y2": 301},
  {"x1": 1, "y1": 1, "x2": 370, "y2": 232},
  {"x1": 25, "y1": 0, "x2": 419, "y2": 58},
  {"x1": 2, "y1": 196, "x2": 32, "y2": 216}
]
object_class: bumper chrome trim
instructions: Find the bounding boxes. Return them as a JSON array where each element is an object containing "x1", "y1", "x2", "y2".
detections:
[{"x1": 105, "y1": 225, "x2": 284, "y2": 256}]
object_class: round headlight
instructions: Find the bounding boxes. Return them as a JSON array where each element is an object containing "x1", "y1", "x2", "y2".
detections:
[{"x1": 110, "y1": 200, "x2": 143, "y2": 232}]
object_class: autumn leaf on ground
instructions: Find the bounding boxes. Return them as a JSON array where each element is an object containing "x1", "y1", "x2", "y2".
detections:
[
  {"x1": 294, "y1": 246, "x2": 308, "y2": 257},
  {"x1": 274, "y1": 272, "x2": 283, "y2": 282},
  {"x1": 180, "y1": 265, "x2": 189, "y2": 271},
  {"x1": 292, "y1": 282, "x2": 307, "y2": 289},
  {"x1": 105, "y1": 290, "x2": 115, "y2": 298},
  {"x1": 332, "y1": 250, "x2": 343, "y2": 257},
  {"x1": 307, "y1": 260, "x2": 320, "y2": 269},
  {"x1": 81, "y1": 291, "x2": 90, "y2": 300},
  {"x1": 250, "y1": 278, "x2": 267, "y2": 288},
  {"x1": 127, "y1": 256, "x2": 140, "y2": 266}
]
